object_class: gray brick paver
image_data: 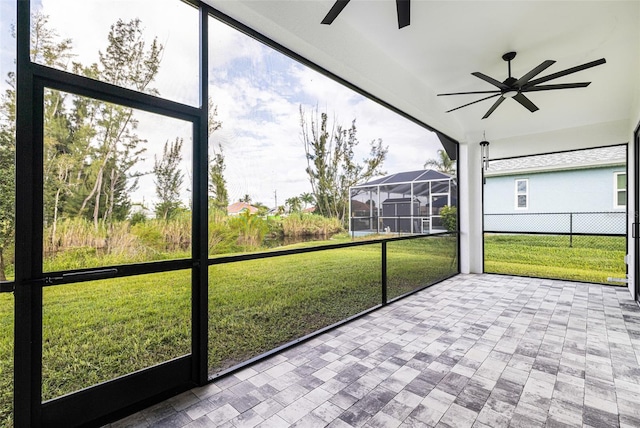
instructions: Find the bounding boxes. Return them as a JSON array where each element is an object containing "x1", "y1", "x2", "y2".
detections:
[{"x1": 107, "y1": 274, "x2": 640, "y2": 428}]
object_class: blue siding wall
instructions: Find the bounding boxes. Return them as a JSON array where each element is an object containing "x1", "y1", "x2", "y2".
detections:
[
  {"x1": 484, "y1": 166, "x2": 626, "y2": 234},
  {"x1": 484, "y1": 166, "x2": 625, "y2": 214}
]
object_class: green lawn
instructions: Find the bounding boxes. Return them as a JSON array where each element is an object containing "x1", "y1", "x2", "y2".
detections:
[
  {"x1": 0, "y1": 295, "x2": 13, "y2": 428},
  {"x1": 0, "y1": 235, "x2": 457, "y2": 426},
  {"x1": 484, "y1": 234, "x2": 626, "y2": 284}
]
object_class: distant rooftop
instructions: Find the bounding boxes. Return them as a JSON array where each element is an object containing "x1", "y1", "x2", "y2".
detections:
[
  {"x1": 486, "y1": 145, "x2": 626, "y2": 176},
  {"x1": 227, "y1": 201, "x2": 259, "y2": 215}
]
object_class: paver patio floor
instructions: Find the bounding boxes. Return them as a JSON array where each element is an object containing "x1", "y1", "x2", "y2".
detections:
[{"x1": 107, "y1": 274, "x2": 640, "y2": 427}]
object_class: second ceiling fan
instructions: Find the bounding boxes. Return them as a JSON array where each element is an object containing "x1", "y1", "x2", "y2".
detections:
[
  {"x1": 438, "y1": 52, "x2": 606, "y2": 119},
  {"x1": 322, "y1": 0, "x2": 411, "y2": 29}
]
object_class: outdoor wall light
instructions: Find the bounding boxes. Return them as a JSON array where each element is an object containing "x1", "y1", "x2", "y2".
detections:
[{"x1": 480, "y1": 140, "x2": 490, "y2": 171}]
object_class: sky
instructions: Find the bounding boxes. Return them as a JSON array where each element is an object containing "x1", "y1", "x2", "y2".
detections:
[{"x1": 2, "y1": 0, "x2": 446, "y2": 211}]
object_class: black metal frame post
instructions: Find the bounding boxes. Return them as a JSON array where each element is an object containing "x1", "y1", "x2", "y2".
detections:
[
  {"x1": 14, "y1": 0, "x2": 43, "y2": 425},
  {"x1": 382, "y1": 241, "x2": 388, "y2": 304},
  {"x1": 193, "y1": 4, "x2": 209, "y2": 385}
]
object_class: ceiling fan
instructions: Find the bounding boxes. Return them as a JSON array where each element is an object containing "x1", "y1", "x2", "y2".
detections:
[
  {"x1": 322, "y1": 0, "x2": 411, "y2": 29},
  {"x1": 438, "y1": 52, "x2": 606, "y2": 119}
]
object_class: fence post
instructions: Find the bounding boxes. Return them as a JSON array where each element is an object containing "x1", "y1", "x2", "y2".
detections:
[
  {"x1": 382, "y1": 241, "x2": 387, "y2": 305},
  {"x1": 569, "y1": 213, "x2": 573, "y2": 248}
]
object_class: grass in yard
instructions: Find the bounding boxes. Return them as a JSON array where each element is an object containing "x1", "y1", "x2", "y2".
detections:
[
  {"x1": 0, "y1": 294, "x2": 13, "y2": 428},
  {"x1": 484, "y1": 234, "x2": 626, "y2": 284},
  {"x1": 387, "y1": 237, "x2": 458, "y2": 299},
  {"x1": 0, "y1": 234, "x2": 457, "y2": 426},
  {"x1": 208, "y1": 245, "x2": 383, "y2": 372},
  {"x1": 41, "y1": 270, "x2": 192, "y2": 401}
]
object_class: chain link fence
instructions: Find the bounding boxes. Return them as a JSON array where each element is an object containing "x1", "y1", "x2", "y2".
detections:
[
  {"x1": 484, "y1": 212, "x2": 626, "y2": 285},
  {"x1": 484, "y1": 211, "x2": 625, "y2": 236}
]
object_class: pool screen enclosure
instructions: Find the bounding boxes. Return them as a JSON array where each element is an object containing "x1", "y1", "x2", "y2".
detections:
[{"x1": 350, "y1": 170, "x2": 457, "y2": 236}]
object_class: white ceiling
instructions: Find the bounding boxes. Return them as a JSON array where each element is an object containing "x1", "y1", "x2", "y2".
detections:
[{"x1": 206, "y1": 1, "x2": 640, "y2": 148}]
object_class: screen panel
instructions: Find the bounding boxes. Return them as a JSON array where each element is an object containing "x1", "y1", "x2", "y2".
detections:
[
  {"x1": 42, "y1": 89, "x2": 193, "y2": 272},
  {"x1": 42, "y1": 269, "x2": 191, "y2": 401},
  {"x1": 208, "y1": 245, "x2": 382, "y2": 376},
  {"x1": 31, "y1": 0, "x2": 199, "y2": 106}
]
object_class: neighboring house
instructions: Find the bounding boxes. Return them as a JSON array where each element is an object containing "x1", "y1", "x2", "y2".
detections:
[
  {"x1": 484, "y1": 145, "x2": 626, "y2": 234},
  {"x1": 350, "y1": 169, "x2": 457, "y2": 235},
  {"x1": 227, "y1": 201, "x2": 259, "y2": 216}
]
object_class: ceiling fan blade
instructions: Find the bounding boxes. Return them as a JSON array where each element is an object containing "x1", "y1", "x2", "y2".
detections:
[
  {"x1": 523, "y1": 82, "x2": 591, "y2": 92},
  {"x1": 438, "y1": 90, "x2": 501, "y2": 96},
  {"x1": 513, "y1": 93, "x2": 539, "y2": 113},
  {"x1": 446, "y1": 93, "x2": 501, "y2": 113},
  {"x1": 514, "y1": 60, "x2": 556, "y2": 87},
  {"x1": 482, "y1": 96, "x2": 505, "y2": 119},
  {"x1": 396, "y1": 0, "x2": 410, "y2": 28},
  {"x1": 523, "y1": 58, "x2": 606, "y2": 88},
  {"x1": 472, "y1": 72, "x2": 509, "y2": 90},
  {"x1": 321, "y1": 0, "x2": 351, "y2": 24}
]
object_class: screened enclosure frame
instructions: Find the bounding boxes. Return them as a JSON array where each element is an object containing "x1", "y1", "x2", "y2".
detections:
[
  {"x1": 350, "y1": 170, "x2": 457, "y2": 236},
  {"x1": 9, "y1": 1, "x2": 460, "y2": 426}
]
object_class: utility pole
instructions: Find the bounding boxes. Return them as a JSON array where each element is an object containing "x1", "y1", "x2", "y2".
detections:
[{"x1": 274, "y1": 190, "x2": 278, "y2": 209}]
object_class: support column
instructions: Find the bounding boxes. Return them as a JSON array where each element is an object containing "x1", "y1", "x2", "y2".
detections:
[{"x1": 459, "y1": 142, "x2": 484, "y2": 274}]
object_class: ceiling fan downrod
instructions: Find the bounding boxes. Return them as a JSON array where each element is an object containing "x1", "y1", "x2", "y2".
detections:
[{"x1": 503, "y1": 51, "x2": 516, "y2": 80}]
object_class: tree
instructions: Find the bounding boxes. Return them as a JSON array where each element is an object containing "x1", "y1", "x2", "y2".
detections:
[
  {"x1": 2, "y1": 14, "x2": 163, "y2": 260},
  {"x1": 208, "y1": 98, "x2": 228, "y2": 211},
  {"x1": 424, "y1": 149, "x2": 456, "y2": 175},
  {"x1": 300, "y1": 192, "x2": 315, "y2": 210},
  {"x1": 285, "y1": 196, "x2": 302, "y2": 213},
  {"x1": 31, "y1": 12, "x2": 77, "y2": 246},
  {"x1": 240, "y1": 194, "x2": 252, "y2": 204},
  {"x1": 0, "y1": 74, "x2": 15, "y2": 281},
  {"x1": 6, "y1": 12, "x2": 76, "y2": 262},
  {"x1": 30, "y1": 11, "x2": 74, "y2": 68},
  {"x1": 300, "y1": 105, "x2": 387, "y2": 225},
  {"x1": 75, "y1": 18, "x2": 162, "y2": 229},
  {"x1": 252, "y1": 202, "x2": 270, "y2": 216},
  {"x1": 208, "y1": 143, "x2": 228, "y2": 211},
  {"x1": 153, "y1": 138, "x2": 184, "y2": 220}
]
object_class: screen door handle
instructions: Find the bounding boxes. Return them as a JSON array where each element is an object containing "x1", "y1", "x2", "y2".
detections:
[{"x1": 62, "y1": 268, "x2": 119, "y2": 281}]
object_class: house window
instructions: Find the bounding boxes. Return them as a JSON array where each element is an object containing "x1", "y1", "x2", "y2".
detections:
[
  {"x1": 515, "y1": 179, "x2": 528, "y2": 209},
  {"x1": 614, "y1": 172, "x2": 626, "y2": 209}
]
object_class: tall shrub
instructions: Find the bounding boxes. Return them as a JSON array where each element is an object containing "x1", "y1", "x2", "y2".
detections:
[{"x1": 440, "y1": 205, "x2": 457, "y2": 232}]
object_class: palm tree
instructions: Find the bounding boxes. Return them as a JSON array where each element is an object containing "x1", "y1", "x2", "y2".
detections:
[
  {"x1": 424, "y1": 149, "x2": 456, "y2": 174},
  {"x1": 253, "y1": 201, "x2": 269, "y2": 216},
  {"x1": 285, "y1": 196, "x2": 302, "y2": 213},
  {"x1": 300, "y1": 192, "x2": 315, "y2": 210}
]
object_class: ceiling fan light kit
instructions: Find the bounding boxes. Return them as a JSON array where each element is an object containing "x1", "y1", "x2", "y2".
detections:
[{"x1": 437, "y1": 51, "x2": 606, "y2": 119}]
